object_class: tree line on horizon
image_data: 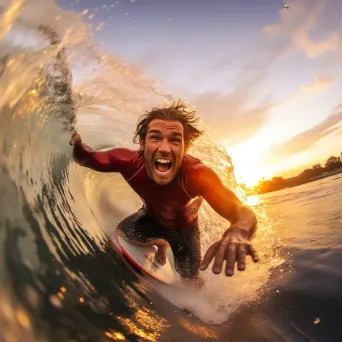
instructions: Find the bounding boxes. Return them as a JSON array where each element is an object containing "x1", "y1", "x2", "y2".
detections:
[{"x1": 247, "y1": 154, "x2": 342, "y2": 195}]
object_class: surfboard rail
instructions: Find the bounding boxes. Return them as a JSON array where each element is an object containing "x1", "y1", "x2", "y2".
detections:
[{"x1": 115, "y1": 234, "x2": 179, "y2": 285}]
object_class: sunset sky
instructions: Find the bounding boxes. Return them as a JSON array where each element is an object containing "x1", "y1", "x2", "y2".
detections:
[{"x1": 58, "y1": 0, "x2": 342, "y2": 185}]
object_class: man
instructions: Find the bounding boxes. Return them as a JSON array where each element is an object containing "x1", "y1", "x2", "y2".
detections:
[{"x1": 70, "y1": 101, "x2": 259, "y2": 286}]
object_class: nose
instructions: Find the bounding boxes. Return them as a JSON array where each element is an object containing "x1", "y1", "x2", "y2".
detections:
[{"x1": 158, "y1": 138, "x2": 171, "y2": 154}]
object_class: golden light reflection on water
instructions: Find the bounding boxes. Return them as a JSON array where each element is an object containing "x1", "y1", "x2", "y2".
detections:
[
  {"x1": 15, "y1": 309, "x2": 31, "y2": 329},
  {"x1": 116, "y1": 306, "x2": 170, "y2": 342},
  {"x1": 0, "y1": 290, "x2": 35, "y2": 342},
  {"x1": 178, "y1": 318, "x2": 219, "y2": 340},
  {"x1": 14, "y1": 80, "x2": 50, "y2": 122},
  {"x1": 57, "y1": 292, "x2": 64, "y2": 300},
  {"x1": 0, "y1": 0, "x2": 26, "y2": 39},
  {"x1": 105, "y1": 331, "x2": 126, "y2": 340},
  {"x1": 114, "y1": 283, "x2": 170, "y2": 341}
]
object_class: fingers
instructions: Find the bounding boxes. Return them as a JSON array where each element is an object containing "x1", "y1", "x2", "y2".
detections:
[
  {"x1": 201, "y1": 239, "x2": 260, "y2": 276},
  {"x1": 248, "y1": 245, "x2": 260, "y2": 263},
  {"x1": 200, "y1": 241, "x2": 219, "y2": 271},
  {"x1": 225, "y1": 243, "x2": 237, "y2": 276},
  {"x1": 237, "y1": 245, "x2": 247, "y2": 271},
  {"x1": 212, "y1": 239, "x2": 229, "y2": 274},
  {"x1": 69, "y1": 133, "x2": 81, "y2": 146}
]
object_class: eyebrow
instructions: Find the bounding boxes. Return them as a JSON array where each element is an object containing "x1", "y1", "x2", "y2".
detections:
[{"x1": 148, "y1": 130, "x2": 183, "y2": 137}]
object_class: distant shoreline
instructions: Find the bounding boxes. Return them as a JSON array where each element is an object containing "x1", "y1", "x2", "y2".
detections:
[
  {"x1": 249, "y1": 167, "x2": 342, "y2": 195},
  {"x1": 306, "y1": 167, "x2": 342, "y2": 182}
]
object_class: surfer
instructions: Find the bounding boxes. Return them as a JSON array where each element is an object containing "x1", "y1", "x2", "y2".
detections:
[{"x1": 70, "y1": 101, "x2": 259, "y2": 287}]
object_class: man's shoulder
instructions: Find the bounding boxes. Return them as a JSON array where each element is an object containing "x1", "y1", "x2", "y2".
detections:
[
  {"x1": 182, "y1": 154, "x2": 210, "y2": 172},
  {"x1": 183, "y1": 153, "x2": 221, "y2": 181},
  {"x1": 181, "y1": 154, "x2": 215, "y2": 197},
  {"x1": 182, "y1": 154, "x2": 202, "y2": 169},
  {"x1": 107, "y1": 147, "x2": 141, "y2": 164}
]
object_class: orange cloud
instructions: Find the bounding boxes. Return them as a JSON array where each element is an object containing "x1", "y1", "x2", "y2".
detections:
[
  {"x1": 300, "y1": 75, "x2": 334, "y2": 93},
  {"x1": 262, "y1": 24, "x2": 280, "y2": 37}
]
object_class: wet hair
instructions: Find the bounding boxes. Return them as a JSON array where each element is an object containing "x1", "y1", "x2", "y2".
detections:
[{"x1": 133, "y1": 99, "x2": 204, "y2": 150}]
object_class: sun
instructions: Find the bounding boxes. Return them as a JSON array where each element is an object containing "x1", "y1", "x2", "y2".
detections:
[
  {"x1": 222, "y1": 140, "x2": 272, "y2": 187},
  {"x1": 234, "y1": 161, "x2": 266, "y2": 186}
]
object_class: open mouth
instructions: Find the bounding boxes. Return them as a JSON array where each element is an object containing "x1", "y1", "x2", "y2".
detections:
[{"x1": 154, "y1": 158, "x2": 172, "y2": 175}]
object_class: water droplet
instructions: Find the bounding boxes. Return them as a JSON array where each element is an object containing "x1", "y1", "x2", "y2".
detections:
[
  {"x1": 314, "y1": 317, "x2": 320, "y2": 324},
  {"x1": 105, "y1": 331, "x2": 113, "y2": 338},
  {"x1": 16, "y1": 309, "x2": 31, "y2": 329},
  {"x1": 49, "y1": 295, "x2": 63, "y2": 309}
]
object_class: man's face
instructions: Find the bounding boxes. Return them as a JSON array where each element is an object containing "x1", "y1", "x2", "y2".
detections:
[{"x1": 140, "y1": 119, "x2": 185, "y2": 185}]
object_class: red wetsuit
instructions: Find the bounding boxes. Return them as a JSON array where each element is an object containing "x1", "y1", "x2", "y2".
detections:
[{"x1": 73, "y1": 143, "x2": 213, "y2": 229}]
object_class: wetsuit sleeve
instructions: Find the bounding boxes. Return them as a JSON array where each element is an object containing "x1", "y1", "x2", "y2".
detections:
[
  {"x1": 73, "y1": 142, "x2": 120, "y2": 172},
  {"x1": 186, "y1": 164, "x2": 243, "y2": 221}
]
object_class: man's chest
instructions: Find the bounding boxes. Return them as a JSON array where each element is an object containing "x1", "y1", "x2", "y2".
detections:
[{"x1": 128, "y1": 171, "x2": 190, "y2": 207}]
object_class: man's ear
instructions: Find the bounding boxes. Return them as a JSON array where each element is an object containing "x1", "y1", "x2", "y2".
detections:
[{"x1": 139, "y1": 137, "x2": 144, "y2": 152}]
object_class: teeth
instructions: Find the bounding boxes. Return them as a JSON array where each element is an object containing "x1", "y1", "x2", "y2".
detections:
[{"x1": 156, "y1": 159, "x2": 171, "y2": 164}]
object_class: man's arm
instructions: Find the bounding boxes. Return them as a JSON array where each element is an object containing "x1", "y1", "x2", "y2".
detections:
[
  {"x1": 188, "y1": 164, "x2": 259, "y2": 276},
  {"x1": 70, "y1": 133, "x2": 118, "y2": 172}
]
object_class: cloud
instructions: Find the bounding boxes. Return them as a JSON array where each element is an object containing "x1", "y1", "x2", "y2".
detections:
[
  {"x1": 262, "y1": 0, "x2": 341, "y2": 58},
  {"x1": 193, "y1": 68, "x2": 334, "y2": 145},
  {"x1": 300, "y1": 75, "x2": 334, "y2": 93},
  {"x1": 199, "y1": 2, "x2": 338, "y2": 146},
  {"x1": 262, "y1": 24, "x2": 280, "y2": 37},
  {"x1": 267, "y1": 107, "x2": 342, "y2": 159},
  {"x1": 333, "y1": 102, "x2": 342, "y2": 112},
  {"x1": 294, "y1": 30, "x2": 340, "y2": 58},
  {"x1": 193, "y1": 88, "x2": 277, "y2": 145},
  {"x1": 271, "y1": 74, "x2": 335, "y2": 107}
]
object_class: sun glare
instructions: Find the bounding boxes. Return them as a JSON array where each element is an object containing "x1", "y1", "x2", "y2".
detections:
[
  {"x1": 234, "y1": 162, "x2": 265, "y2": 186},
  {"x1": 223, "y1": 140, "x2": 273, "y2": 187},
  {"x1": 224, "y1": 152, "x2": 266, "y2": 186},
  {"x1": 247, "y1": 195, "x2": 260, "y2": 206}
]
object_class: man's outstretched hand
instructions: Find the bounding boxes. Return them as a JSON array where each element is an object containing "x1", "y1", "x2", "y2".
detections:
[{"x1": 200, "y1": 227, "x2": 259, "y2": 277}]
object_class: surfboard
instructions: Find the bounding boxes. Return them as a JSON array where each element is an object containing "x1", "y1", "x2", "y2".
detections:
[{"x1": 115, "y1": 233, "x2": 180, "y2": 285}]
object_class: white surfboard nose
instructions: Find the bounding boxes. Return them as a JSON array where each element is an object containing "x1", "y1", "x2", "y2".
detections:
[{"x1": 116, "y1": 234, "x2": 180, "y2": 285}]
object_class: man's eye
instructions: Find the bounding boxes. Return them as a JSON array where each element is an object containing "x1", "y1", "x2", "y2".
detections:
[
  {"x1": 171, "y1": 138, "x2": 181, "y2": 143},
  {"x1": 150, "y1": 135, "x2": 160, "y2": 140}
]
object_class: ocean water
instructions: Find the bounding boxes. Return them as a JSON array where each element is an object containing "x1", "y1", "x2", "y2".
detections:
[{"x1": 0, "y1": 1, "x2": 341, "y2": 341}]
